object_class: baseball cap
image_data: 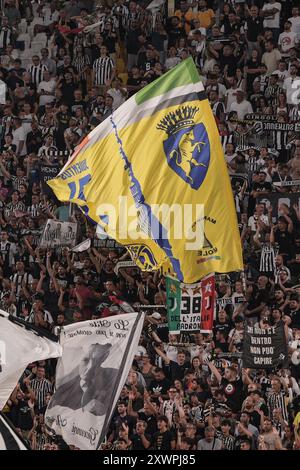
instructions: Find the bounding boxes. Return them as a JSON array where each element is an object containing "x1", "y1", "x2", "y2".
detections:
[
  {"x1": 136, "y1": 345, "x2": 147, "y2": 356},
  {"x1": 150, "y1": 312, "x2": 161, "y2": 320}
]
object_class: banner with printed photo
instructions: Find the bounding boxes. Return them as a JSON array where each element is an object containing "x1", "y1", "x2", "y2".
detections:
[
  {"x1": 242, "y1": 322, "x2": 288, "y2": 369},
  {"x1": 45, "y1": 312, "x2": 144, "y2": 450},
  {"x1": 39, "y1": 220, "x2": 77, "y2": 248}
]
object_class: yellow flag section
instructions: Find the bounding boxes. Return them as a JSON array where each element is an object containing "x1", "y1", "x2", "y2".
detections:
[{"x1": 48, "y1": 57, "x2": 243, "y2": 283}]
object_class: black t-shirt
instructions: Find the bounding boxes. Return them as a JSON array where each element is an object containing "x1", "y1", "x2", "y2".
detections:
[
  {"x1": 288, "y1": 309, "x2": 300, "y2": 328},
  {"x1": 99, "y1": 270, "x2": 119, "y2": 287},
  {"x1": 220, "y1": 377, "x2": 244, "y2": 413},
  {"x1": 274, "y1": 229, "x2": 295, "y2": 257},
  {"x1": 131, "y1": 433, "x2": 152, "y2": 450},
  {"x1": 165, "y1": 360, "x2": 189, "y2": 381},
  {"x1": 139, "y1": 58, "x2": 156, "y2": 73},
  {"x1": 9, "y1": 400, "x2": 34, "y2": 431},
  {"x1": 126, "y1": 28, "x2": 143, "y2": 55},
  {"x1": 166, "y1": 26, "x2": 186, "y2": 47},
  {"x1": 148, "y1": 378, "x2": 171, "y2": 397},
  {"x1": 213, "y1": 320, "x2": 232, "y2": 338},
  {"x1": 153, "y1": 430, "x2": 175, "y2": 450},
  {"x1": 138, "y1": 412, "x2": 158, "y2": 436},
  {"x1": 252, "y1": 182, "x2": 272, "y2": 195},
  {"x1": 112, "y1": 414, "x2": 137, "y2": 436},
  {"x1": 245, "y1": 17, "x2": 264, "y2": 42},
  {"x1": 247, "y1": 410, "x2": 261, "y2": 430},
  {"x1": 247, "y1": 287, "x2": 269, "y2": 315}
]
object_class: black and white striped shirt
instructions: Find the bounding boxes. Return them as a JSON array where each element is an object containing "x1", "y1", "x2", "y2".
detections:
[
  {"x1": 30, "y1": 378, "x2": 53, "y2": 410},
  {"x1": 216, "y1": 431, "x2": 236, "y2": 451},
  {"x1": 0, "y1": 27, "x2": 13, "y2": 49},
  {"x1": 111, "y1": 4, "x2": 129, "y2": 29},
  {"x1": 10, "y1": 272, "x2": 33, "y2": 298},
  {"x1": 267, "y1": 390, "x2": 288, "y2": 422},
  {"x1": 260, "y1": 243, "x2": 276, "y2": 273},
  {"x1": 220, "y1": 134, "x2": 234, "y2": 151},
  {"x1": 27, "y1": 202, "x2": 43, "y2": 218},
  {"x1": 93, "y1": 56, "x2": 114, "y2": 86},
  {"x1": 27, "y1": 64, "x2": 48, "y2": 87}
]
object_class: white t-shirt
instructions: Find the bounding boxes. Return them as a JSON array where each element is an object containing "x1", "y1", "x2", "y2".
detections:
[
  {"x1": 229, "y1": 100, "x2": 253, "y2": 119},
  {"x1": 283, "y1": 75, "x2": 300, "y2": 104},
  {"x1": 262, "y1": 2, "x2": 281, "y2": 28},
  {"x1": 248, "y1": 214, "x2": 269, "y2": 232},
  {"x1": 278, "y1": 31, "x2": 298, "y2": 54},
  {"x1": 272, "y1": 68, "x2": 289, "y2": 82},
  {"x1": 225, "y1": 87, "x2": 238, "y2": 112},
  {"x1": 0, "y1": 79, "x2": 7, "y2": 104},
  {"x1": 288, "y1": 15, "x2": 300, "y2": 37},
  {"x1": 12, "y1": 126, "x2": 27, "y2": 156},
  {"x1": 106, "y1": 88, "x2": 127, "y2": 111},
  {"x1": 262, "y1": 49, "x2": 282, "y2": 74},
  {"x1": 37, "y1": 79, "x2": 56, "y2": 106}
]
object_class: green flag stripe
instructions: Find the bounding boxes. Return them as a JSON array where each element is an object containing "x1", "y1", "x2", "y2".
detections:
[{"x1": 135, "y1": 57, "x2": 200, "y2": 105}]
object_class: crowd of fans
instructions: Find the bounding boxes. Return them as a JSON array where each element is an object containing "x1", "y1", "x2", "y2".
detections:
[{"x1": 1, "y1": 0, "x2": 300, "y2": 451}]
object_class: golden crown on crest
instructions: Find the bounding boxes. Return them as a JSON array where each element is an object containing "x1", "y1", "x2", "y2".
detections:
[{"x1": 157, "y1": 106, "x2": 199, "y2": 136}]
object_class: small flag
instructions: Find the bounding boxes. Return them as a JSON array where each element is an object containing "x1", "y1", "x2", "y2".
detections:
[
  {"x1": 72, "y1": 239, "x2": 91, "y2": 253},
  {"x1": 166, "y1": 274, "x2": 215, "y2": 333}
]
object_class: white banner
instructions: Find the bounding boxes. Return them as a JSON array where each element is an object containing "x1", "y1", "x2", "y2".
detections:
[
  {"x1": 114, "y1": 260, "x2": 136, "y2": 274},
  {"x1": 72, "y1": 239, "x2": 91, "y2": 253},
  {"x1": 0, "y1": 311, "x2": 62, "y2": 410},
  {"x1": 39, "y1": 220, "x2": 77, "y2": 248},
  {"x1": 45, "y1": 312, "x2": 144, "y2": 450}
]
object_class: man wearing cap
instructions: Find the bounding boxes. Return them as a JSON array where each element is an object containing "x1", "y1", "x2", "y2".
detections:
[{"x1": 229, "y1": 88, "x2": 253, "y2": 120}]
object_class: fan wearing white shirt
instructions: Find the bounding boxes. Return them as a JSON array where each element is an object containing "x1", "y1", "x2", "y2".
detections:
[
  {"x1": 248, "y1": 204, "x2": 269, "y2": 232},
  {"x1": 261, "y1": 1, "x2": 281, "y2": 42},
  {"x1": 278, "y1": 21, "x2": 298, "y2": 58},
  {"x1": 288, "y1": 7, "x2": 300, "y2": 38},
  {"x1": 225, "y1": 76, "x2": 239, "y2": 113},
  {"x1": 283, "y1": 64, "x2": 300, "y2": 105},
  {"x1": 229, "y1": 89, "x2": 253, "y2": 120},
  {"x1": 37, "y1": 70, "x2": 56, "y2": 107},
  {"x1": 273, "y1": 60, "x2": 289, "y2": 85},
  {"x1": 12, "y1": 117, "x2": 26, "y2": 157}
]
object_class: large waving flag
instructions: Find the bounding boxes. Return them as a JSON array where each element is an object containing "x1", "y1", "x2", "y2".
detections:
[
  {"x1": 48, "y1": 58, "x2": 243, "y2": 283},
  {"x1": 45, "y1": 312, "x2": 144, "y2": 450}
]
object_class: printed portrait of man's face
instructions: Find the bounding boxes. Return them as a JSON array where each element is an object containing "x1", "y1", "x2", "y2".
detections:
[{"x1": 78, "y1": 344, "x2": 111, "y2": 391}]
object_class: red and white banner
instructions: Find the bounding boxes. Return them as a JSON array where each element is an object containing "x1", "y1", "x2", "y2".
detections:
[{"x1": 200, "y1": 275, "x2": 215, "y2": 333}]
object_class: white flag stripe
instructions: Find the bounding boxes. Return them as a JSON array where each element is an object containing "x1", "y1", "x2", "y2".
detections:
[
  {"x1": 0, "y1": 413, "x2": 27, "y2": 450},
  {"x1": 0, "y1": 310, "x2": 62, "y2": 410}
]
